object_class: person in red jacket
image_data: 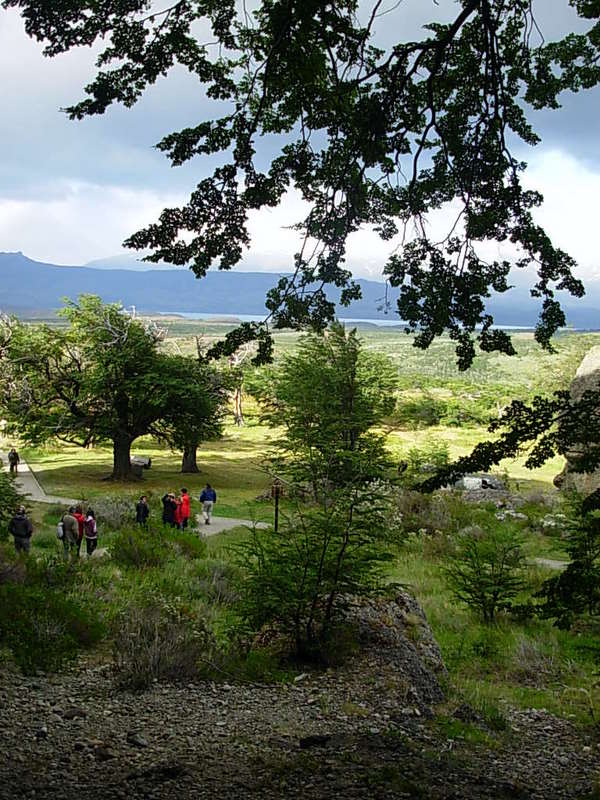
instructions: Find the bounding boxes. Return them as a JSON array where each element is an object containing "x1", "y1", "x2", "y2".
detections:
[
  {"x1": 73, "y1": 505, "x2": 85, "y2": 556},
  {"x1": 180, "y1": 488, "x2": 191, "y2": 530},
  {"x1": 174, "y1": 496, "x2": 183, "y2": 530}
]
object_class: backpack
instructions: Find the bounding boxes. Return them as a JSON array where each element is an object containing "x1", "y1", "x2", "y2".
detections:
[
  {"x1": 56, "y1": 521, "x2": 64, "y2": 540},
  {"x1": 84, "y1": 517, "x2": 97, "y2": 538}
]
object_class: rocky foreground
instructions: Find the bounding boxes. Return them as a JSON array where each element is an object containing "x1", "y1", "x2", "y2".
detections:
[{"x1": 0, "y1": 595, "x2": 597, "y2": 799}]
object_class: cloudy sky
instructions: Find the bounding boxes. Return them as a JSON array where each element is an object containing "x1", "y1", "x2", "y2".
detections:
[{"x1": 1, "y1": 0, "x2": 599, "y2": 284}]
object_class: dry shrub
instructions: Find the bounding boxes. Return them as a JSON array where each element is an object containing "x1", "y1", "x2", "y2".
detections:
[
  {"x1": 421, "y1": 529, "x2": 455, "y2": 560},
  {"x1": 509, "y1": 635, "x2": 561, "y2": 686},
  {"x1": 112, "y1": 600, "x2": 214, "y2": 690},
  {"x1": 94, "y1": 495, "x2": 135, "y2": 530},
  {"x1": 194, "y1": 559, "x2": 240, "y2": 605},
  {"x1": 395, "y1": 490, "x2": 454, "y2": 535}
]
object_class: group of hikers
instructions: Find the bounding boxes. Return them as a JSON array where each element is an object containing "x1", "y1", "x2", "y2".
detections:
[
  {"x1": 7, "y1": 504, "x2": 97, "y2": 557},
  {"x1": 137, "y1": 483, "x2": 217, "y2": 529},
  {"x1": 7, "y1": 482, "x2": 218, "y2": 555},
  {"x1": 58, "y1": 506, "x2": 98, "y2": 558}
]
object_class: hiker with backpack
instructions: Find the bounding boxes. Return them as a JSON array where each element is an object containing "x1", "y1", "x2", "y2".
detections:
[
  {"x1": 83, "y1": 509, "x2": 98, "y2": 556},
  {"x1": 60, "y1": 507, "x2": 79, "y2": 560}
]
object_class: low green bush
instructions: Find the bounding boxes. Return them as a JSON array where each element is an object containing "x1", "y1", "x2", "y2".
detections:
[
  {"x1": 111, "y1": 527, "x2": 171, "y2": 568},
  {"x1": 395, "y1": 395, "x2": 446, "y2": 428},
  {"x1": 0, "y1": 583, "x2": 104, "y2": 674},
  {"x1": 170, "y1": 530, "x2": 208, "y2": 560},
  {"x1": 198, "y1": 644, "x2": 296, "y2": 684},
  {"x1": 469, "y1": 627, "x2": 503, "y2": 659},
  {"x1": 400, "y1": 440, "x2": 450, "y2": 488},
  {"x1": 536, "y1": 506, "x2": 600, "y2": 629},
  {"x1": 25, "y1": 553, "x2": 82, "y2": 589},
  {"x1": 0, "y1": 543, "x2": 27, "y2": 584},
  {"x1": 32, "y1": 531, "x2": 59, "y2": 551},
  {"x1": 42, "y1": 505, "x2": 65, "y2": 524},
  {"x1": 234, "y1": 498, "x2": 394, "y2": 661},
  {"x1": 395, "y1": 490, "x2": 455, "y2": 536}
]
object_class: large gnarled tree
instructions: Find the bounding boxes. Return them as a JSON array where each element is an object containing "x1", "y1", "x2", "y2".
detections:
[{"x1": 0, "y1": 296, "x2": 220, "y2": 479}]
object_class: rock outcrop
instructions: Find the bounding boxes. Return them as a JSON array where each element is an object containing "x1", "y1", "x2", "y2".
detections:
[
  {"x1": 338, "y1": 590, "x2": 446, "y2": 712},
  {"x1": 554, "y1": 345, "x2": 600, "y2": 494}
]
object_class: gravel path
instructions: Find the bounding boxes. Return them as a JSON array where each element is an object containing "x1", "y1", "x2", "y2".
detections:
[
  {"x1": 0, "y1": 451, "x2": 78, "y2": 506},
  {"x1": 194, "y1": 514, "x2": 269, "y2": 535}
]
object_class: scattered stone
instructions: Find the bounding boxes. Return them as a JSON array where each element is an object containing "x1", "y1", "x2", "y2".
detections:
[
  {"x1": 540, "y1": 514, "x2": 568, "y2": 531},
  {"x1": 35, "y1": 725, "x2": 48, "y2": 740},
  {"x1": 299, "y1": 734, "x2": 331, "y2": 749},
  {"x1": 128, "y1": 762, "x2": 189, "y2": 783},
  {"x1": 455, "y1": 473, "x2": 506, "y2": 491},
  {"x1": 126, "y1": 731, "x2": 149, "y2": 749},
  {"x1": 495, "y1": 510, "x2": 528, "y2": 522},
  {"x1": 63, "y1": 707, "x2": 87, "y2": 720},
  {"x1": 0, "y1": 605, "x2": 597, "y2": 800},
  {"x1": 94, "y1": 746, "x2": 115, "y2": 762}
]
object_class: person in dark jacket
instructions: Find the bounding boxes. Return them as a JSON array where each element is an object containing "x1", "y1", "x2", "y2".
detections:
[
  {"x1": 136, "y1": 495, "x2": 150, "y2": 527},
  {"x1": 7, "y1": 447, "x2": 20, "y2": 474},
  {"x1": 161, "y1": 493, "x2": 177, "y2": 527},
  {"x1": 199, "y1": 483, "x2": 217, "y2": 525},
  {"x1": 9, "y1": 506, "x2": 33, "y2": 554}
]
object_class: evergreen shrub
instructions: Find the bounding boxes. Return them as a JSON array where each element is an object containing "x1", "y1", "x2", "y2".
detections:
[{"x1": 444, "y1": 527, "x2": 526, "y2": 623}]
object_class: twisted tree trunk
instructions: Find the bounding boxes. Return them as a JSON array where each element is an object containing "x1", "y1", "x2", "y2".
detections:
[
  {"x1": 181, "y1": 444, "x2": 200, "y2": 473},
  {"x1": 112, "y1": 433, "x2": 134, "y2": 480}
]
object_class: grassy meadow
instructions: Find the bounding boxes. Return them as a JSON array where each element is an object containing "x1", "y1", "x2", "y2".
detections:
[
  {"x1": 2, "y1": 323, "x2": 600, "y2": 726},
  {"x1": 17, "y1": 323, "x2": 599, "y2": 508}
]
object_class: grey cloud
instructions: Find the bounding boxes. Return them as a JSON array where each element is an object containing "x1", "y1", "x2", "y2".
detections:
[{"x1": 1, "y1": 0, "x2": 600, "y2": 251}]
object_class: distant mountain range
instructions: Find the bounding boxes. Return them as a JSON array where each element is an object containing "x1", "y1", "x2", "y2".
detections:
[
  {"x1": 84, "y1": 254, "x2": 188, "y2": 271},
  {"x1": 1, "y1": 251, "x2": 599, "y2": 328}
]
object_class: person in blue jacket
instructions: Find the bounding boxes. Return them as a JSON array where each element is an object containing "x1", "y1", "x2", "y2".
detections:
[{"x1": 199, "y1": 483, "x2": 217, "y2": 525}]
